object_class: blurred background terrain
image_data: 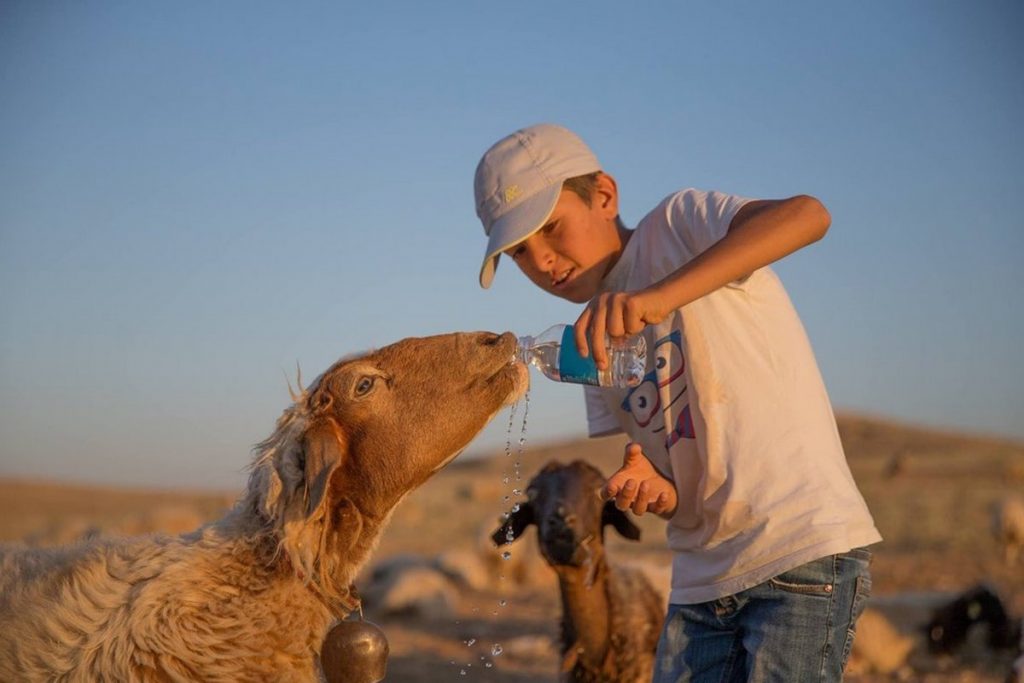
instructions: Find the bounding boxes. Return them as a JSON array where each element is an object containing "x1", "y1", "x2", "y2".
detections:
[{"x1": 3, "y1": 413, "x2": 1021, "y2": 682}]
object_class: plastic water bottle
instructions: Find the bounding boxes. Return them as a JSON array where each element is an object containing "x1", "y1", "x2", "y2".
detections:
[{"x1": 517, "y1": 324, "x2": 646, "y2": 388}]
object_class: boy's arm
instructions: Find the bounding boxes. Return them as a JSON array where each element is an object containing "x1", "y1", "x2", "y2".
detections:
[
  {"x1": 576, "y1": 194, "x2": 831, "y2": 369},
  {"x1": 604, "y1": 443, "x2": 678, "y2": 519}
]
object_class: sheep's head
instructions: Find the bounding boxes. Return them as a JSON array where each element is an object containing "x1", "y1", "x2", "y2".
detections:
[
  {"x1": 492, "y1": 460, "x2": 640, "y2": 568},
  {"x1": 250, "y1": 331, "x2": 527, "y2": 606}
]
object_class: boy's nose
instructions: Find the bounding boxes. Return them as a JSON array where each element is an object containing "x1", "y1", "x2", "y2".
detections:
[{"x1": 521, "y1": 237, "x2": 554, "y2": 273}]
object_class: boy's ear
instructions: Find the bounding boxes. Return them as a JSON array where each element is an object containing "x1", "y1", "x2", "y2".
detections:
[
  {"x1": 602, "y1": 500, "x2": 641, "y2": 541},
  {"x1": 595, "y1": 172, "x2": 619, "y2": 215},
  {"x1": 491, "y1": 504, "x2": 535, "y2": 546}
]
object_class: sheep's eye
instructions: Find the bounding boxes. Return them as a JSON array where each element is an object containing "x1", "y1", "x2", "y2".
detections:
[{"x1": 354, "y1": 376, "x2": 375, "y2": 397}]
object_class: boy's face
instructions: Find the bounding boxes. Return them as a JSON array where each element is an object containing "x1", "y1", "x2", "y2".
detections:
[{"x1": 503, "y1": 174, "x2": 625, "y2": 304}]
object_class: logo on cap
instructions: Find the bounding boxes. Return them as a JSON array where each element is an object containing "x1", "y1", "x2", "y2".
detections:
[{"x1": 503, "y1": 185, "x2": 522, "y2": 204}]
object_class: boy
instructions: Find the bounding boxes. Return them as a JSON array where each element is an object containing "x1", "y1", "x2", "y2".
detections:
[{"x1": 472, "y1": 123, "x2": 881, "y2": 682}]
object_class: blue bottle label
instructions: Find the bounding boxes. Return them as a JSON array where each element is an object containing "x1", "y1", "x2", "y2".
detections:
[{"x1": 557, "y1": 326, "x2": 600, "y2": 386}]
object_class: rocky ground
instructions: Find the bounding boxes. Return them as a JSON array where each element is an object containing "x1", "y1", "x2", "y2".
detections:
[{"x1": 2, "y1": 413, "x2": 1022, "y2": 681}]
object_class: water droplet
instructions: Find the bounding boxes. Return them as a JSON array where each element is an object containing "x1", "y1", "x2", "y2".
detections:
[
  {"x1": 503, "y1": 495, "x2": 510, "y2": 502},
  {"x1": 498, "y1": 599, "x2": 507, "y2": 607},
  {"x1": 502, "y1": 476, "x2": 510, "y2": 485},
  {"x1": 503, "y1": 400, "x2": 519, "y2": 459},
  {"x1": 466, "y1": 638, "x2": 476, "y2": 647},
  {"x1": 512, "y1": 488, "x2": 522, "y2": 496},
  {"x1": 491, "y1": 644, "x2": 503, "y2": 656},
  {"x1": 460, "y1": 669, "x2": 466, "y2": 676},
  {"x1": 501, "y1": 551, "x2": 511, "y2": 560},
  {"x1": 511, "y1": 502, "x2": 521, "y2": 513},
  {"x1": 485, "y1": 662, "x2": 493, "y2": 668}
]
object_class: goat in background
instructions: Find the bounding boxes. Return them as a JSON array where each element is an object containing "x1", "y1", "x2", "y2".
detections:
[{"x1": 493, "y1": 460, "x2": 664, "y2": 683}]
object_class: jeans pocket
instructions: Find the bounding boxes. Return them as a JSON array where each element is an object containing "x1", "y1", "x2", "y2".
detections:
[
  {"x1": 840, "y1": 566, "x2": 873, "y2": 670},
  {"x1": 767, "y1": 556, "x2": 836, "y2": 596}
]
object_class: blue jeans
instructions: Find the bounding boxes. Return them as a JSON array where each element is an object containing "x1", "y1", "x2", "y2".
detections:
[{"x1": 653, "y1": 548, "x2": 873, "y2": 683}]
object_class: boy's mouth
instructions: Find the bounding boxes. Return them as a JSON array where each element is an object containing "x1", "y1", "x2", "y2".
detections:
[{"x1": 551, "y1": 268, "x2": 574, "y2": 289}]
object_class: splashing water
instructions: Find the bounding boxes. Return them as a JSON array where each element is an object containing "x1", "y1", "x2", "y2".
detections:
[
  {"x1": 503, "y1": 399, "x2": 519, "y2": 460},
  {"x1": 489, "y1": 391, "x2": 529, "y2": 639},
  {"x1": 515, "y1": 392, "x2": 530, "y2": 482}
]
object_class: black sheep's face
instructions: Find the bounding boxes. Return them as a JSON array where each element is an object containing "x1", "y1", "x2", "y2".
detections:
[
  {"x1": 491, "y1": 460, "x2": 641, "y2": 569},
  {"x1": 527, "y1": 461, "x2": 607, "y2": 566}
]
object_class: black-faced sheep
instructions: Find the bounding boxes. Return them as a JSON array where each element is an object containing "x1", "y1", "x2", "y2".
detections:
[
  {"x1": 925, "y1": 584, "x2": 1018, "y2": 655},
  {"x1": 0, "y1": 331, "x2": 527, "y2": 682},
  {"x1": 492, "y1": 460, "x2": 664, "y2": 683}
]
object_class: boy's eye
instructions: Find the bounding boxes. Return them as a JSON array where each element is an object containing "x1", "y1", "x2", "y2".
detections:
[{"x1": 507, "y1": 245, "x2": 525, "y2": 260}]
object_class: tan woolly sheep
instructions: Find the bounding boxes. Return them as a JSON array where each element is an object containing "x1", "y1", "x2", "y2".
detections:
[{"x1": 0, "y1": 331, "x2": 527, "y2": 682}]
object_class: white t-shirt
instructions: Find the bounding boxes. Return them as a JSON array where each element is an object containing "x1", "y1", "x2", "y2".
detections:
[{"x1": 586, "y1": 188, "x2": 881, "y2": 605}]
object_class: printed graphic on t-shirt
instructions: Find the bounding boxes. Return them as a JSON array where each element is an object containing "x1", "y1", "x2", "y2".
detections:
[{"x1": 621, "y1": 331, "x2": 695, "y2": 450}]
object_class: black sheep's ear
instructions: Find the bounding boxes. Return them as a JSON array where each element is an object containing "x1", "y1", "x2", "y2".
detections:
[
  {"x1": 491, "y1": 504, "x2": 535, "y2": 546},
  {"x1": 602, "y1": 500, "x2": 642, "y2": 541}
]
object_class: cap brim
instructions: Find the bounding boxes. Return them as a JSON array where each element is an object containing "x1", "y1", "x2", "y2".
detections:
[{"x1": 478, "y1": 183, "x2": 561, "y2": 288}]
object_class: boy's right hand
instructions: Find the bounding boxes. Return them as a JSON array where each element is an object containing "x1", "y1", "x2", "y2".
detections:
[
  {"x1": 574, "y1": 288, "x2": 669, "y2": 371},
  {"x1": 604, "y1": 442, "x2": 678, "y2": 518}
]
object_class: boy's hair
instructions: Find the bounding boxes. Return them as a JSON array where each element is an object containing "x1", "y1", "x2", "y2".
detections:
[
  {"x1": 563, "y1": 171, "x2": 626, "y2": 230},
  {"x1": 562, "y1": 172, "x2": 602, "y2": 205}
]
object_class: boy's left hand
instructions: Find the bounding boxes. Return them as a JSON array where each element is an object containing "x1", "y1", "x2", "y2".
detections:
[
  {"x1": 574, "y1": 289, "x2": 668, "y2": 370},
  {"x1": 604, "y1": 442, "x2": 678, "y2": 518}
]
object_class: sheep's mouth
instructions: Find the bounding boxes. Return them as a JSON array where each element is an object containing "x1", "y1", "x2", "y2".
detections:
[
  {"x1": 488, "y1": 360, "x2": 529, "y2": 404},
  {"x1": 539, "y1": 529, "x2": 584, "y2": 566}
]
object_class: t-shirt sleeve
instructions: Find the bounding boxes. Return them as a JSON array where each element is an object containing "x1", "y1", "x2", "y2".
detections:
[
  {"x1": 666, "y1": 188, "x2": 753, "y2": 257},
  {"x1": 585, "y1": 385, "x2": 623, "y2": 438}
]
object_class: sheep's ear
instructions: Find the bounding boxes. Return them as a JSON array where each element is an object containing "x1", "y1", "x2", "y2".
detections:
[
  {"x1": 300, "y1": 422, "x2": 346, "y2": 519},
  {"x1": 602, "y1": 500, "x2": 642, "y2": 541},
  {"x1": 491, "y1": 504, "x2": 535, "y2": 546}
]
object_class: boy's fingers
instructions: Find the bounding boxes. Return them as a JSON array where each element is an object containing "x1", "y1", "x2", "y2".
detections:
[
  {"x1": 652, "y1": 492, "x2": 670, "y2": 514},
  {"x1": 605, "y1": 293, "x2": 626, "y2": 339},
  {"x1": 623, "y1": 450, "x2": 642, "y2": 468},
  {"x1": 590, "y1": 301, "x2": 609, "y2": 370},
  {"x1": 573, "y1": 312, "x2": 591, "y2": 359},
  {"x1": 632, "y1": 482, "x2": 652, "y2": 515},
  {"x1": 622, "y1": 443, "x2": 644, "y2": 467},
  {"x1": 615, "y1": 479, "x2": 638, "y2": 510}
]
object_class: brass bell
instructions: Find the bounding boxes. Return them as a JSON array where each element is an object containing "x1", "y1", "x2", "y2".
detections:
[{"x1": 321, "y1": 618, "x2": 389, "y2": 683}]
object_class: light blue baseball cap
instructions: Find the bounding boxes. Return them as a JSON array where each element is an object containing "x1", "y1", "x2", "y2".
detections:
[{"x1": 474, "y1": 124, "x2": 601, "y2": 288}]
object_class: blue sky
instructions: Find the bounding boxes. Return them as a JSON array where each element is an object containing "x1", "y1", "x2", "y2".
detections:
[{"x1": 1, "y1": 1, "x2": 1021, "y2": 488}]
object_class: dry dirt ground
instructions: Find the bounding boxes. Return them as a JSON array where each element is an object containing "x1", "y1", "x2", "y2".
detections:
[{"x1": 1, "y1": 414, "x2": 1022, "y2": 682}]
